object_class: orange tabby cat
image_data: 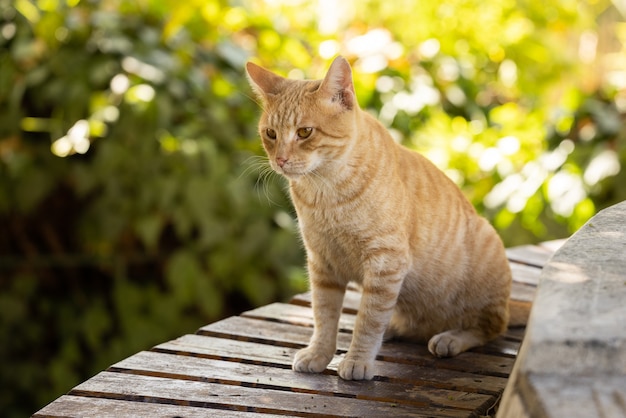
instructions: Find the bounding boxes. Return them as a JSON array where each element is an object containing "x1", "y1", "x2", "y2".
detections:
[{"x1": 246, "y1": 56, "x2": 513, "y2": 381}]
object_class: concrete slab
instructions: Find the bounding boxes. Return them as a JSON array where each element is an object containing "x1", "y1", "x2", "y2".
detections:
[{"x1": 498, "y1": 201, "x2": 626, "y2": 418}]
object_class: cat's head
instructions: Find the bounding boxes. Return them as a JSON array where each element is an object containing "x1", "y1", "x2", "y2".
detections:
[{"x1": 246, "y1": 56, "x2": 358, "y2": 180}]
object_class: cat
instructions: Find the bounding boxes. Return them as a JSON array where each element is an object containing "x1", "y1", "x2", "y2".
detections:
[{"x1": 246, "y1": 56, "x2": 515, "y2": 381}]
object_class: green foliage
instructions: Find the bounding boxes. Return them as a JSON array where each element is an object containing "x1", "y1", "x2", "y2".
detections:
[
  {"x1": 0, "y1": 1, "x2": 305, "y2": 416},
  {"x1": 342, "y1": 0, "x2": 626, "y2": 245},
  {"x1": 0, "y1": 0, "x2": 625, "y2": 417}
]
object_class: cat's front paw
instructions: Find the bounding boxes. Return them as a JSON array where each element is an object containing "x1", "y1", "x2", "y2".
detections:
[
  {"x1": 337, "y1": 356, "x2": 375, "y2": 380},
  {"x1": 293, "y1": 347, "x2": 333, "y2": 374}
]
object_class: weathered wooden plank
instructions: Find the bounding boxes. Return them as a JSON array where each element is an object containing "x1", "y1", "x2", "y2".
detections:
[
  {"x1": 509, "y1": 281, "x2": 537, "y2": 303},
  {"x1": 502, "y1": 327, "x2": 526, "y2": 341},
  {"x1": 110, "y1": 351, "x2": 494, "y2": 412},
  {"x1": 506, "y1": 244, "x2": 553, "y2": 268},
  {"x1": 473, "y1": 338, "x2": 519, "y2": 358},
  {"x1": 509, "y1": 261, "x2": 542, "y2": 286},
  {"x1": 155, "y1": 334, "x2": 509, "y2": 395},
  {"x1": 71, "y1": 371, "x2": 463, "y2": 418},
  {"x1": 243, "y1": 303, "x2": 521, "y2": 357},
  {"x1": 242, "y1": 302, "x2": 356, "y2": 332},
  {"x1": 156, "y1": 334, "x2": 295, "y2": 366},
  {"x1": 237, "y1": 311, "x2": 517, "y2": 363},
  {"x1": 375, "y1": 338, "x2": 516, "y2": 378},
  {"x1": 199, "y1": 315, "x2": 517, "y2": 376},
  {"x1": 33, "y1": 395, "x2": 285, "y2": 418},
  {"x1": 537, "y1": 238, "x2": 566, "y2": 253},
  {"x1": 199, "y1": 315, "x2": 326, "y2": 348}
]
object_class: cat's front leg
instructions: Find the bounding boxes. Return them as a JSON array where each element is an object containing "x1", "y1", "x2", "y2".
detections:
[
  {"x1": 293, "y1": 263, "x2": 346, "y2": 374},
  {"x1": 338, "y1": 260, "x2": 407, "y2": 380}
]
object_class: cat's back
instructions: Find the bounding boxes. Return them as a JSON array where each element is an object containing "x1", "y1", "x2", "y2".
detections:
[{"x1": 363, "y1": 125, "x2": 509, "y2": 282}]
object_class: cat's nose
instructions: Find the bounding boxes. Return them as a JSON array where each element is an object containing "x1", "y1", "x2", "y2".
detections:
[{"x1": 276, "y1": 157, "x2": 288, "y2": 168}]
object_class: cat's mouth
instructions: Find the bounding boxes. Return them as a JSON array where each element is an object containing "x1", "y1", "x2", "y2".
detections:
[
  {"x1": 276, "y1": 166, "x2": 306, "y2": 179},
  {"x1": 273, "y1": 161, "x2": 311, "y2": 178}
]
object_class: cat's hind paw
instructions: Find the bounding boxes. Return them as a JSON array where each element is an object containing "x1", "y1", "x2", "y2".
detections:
[
  {"x1": 428, "y1": 332, "x2": 462, "y2": 357},
  {"x1": 337, "y1": 357, "x2": 375, "y2": 380},
  {"x1": 293, "y1": 347, "x2": 332, "y2": 374},
  {"x1": 428, "y1": 329, "x2": 485, "y2": 358}
]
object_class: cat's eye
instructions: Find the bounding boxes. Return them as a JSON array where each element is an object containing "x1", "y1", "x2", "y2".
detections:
[
  {"x1": 265, "y1": 128, "x2": 277, "y2": 140},
  {"x1": 296, "y1": 127, "x2": 313, "y2": 139}
]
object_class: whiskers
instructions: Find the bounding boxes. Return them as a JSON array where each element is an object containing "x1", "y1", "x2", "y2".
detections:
[
  {"x1": 239, "y1": 154, "x2": 282, "y2": 205},
  {"x1": 240, "y1": 153, "x2": 341, "y2": 207},
  {"x1": 239, "y1": 90, "x2": 264, "y2": 110},
  {"x1": 298, "y1": 156, "x2": 338, "y2": 201},
  {"x1": 303, "y1": 169, "x2": 332, "y2": 199}
]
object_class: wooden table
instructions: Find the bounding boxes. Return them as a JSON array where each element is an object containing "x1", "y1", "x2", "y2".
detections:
[{"x1": 34, "y1": 241, "x2": 563, "y2": 418}]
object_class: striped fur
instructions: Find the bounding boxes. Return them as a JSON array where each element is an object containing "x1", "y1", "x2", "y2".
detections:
[{"x1": 246, "y1": 57, "x2": 512, "y2": 381}]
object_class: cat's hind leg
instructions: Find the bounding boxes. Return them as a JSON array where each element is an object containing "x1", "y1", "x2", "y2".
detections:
[
  {"x1": 427, "y1": 329, "x2": 487, "y2": 357},
  {"x1": 429, "y1": 294, "x2": 509, "y2": 357}
]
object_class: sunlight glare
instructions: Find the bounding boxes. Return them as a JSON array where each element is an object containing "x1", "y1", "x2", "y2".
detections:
[
  {"x1": 127, "y1": 84, "x2": 156, "y2": 103},
  {"x1": 498, "y1": 59, "x2": 518, "y2": 87},
  {"x1": 122, "y1": 56, "x2": 165, "y2": 83},
  {"x1": 451, "y1": 135, "x2": 471, "y2": 152},
  {"x1": 51, "y1": 136, "x2": 72, "y2": 157},
  {"x1": 419, "y1": 39, "x2": 440, "y2": 59},
  {"x1": 346, "y1": 28, "x2": 402, "y2": 73},
  {"x1": 479, "y1": 147, "x2": 502, "y2": 172},
  {"x1": 317, "y1": 0, "x2": 353, "y2": 35},
  {"x1": 111, "y1": 73, "x2": 130, "y2": 95},
  {"x1": 584, "y1": 149, "x2": 621, "y2": 185},
  {"x1": 51, "y1": 119, "x2": 91, "y2": 157},
  {"x1": 484, "y1": 174, "x2": 523, "y2": 209},
  {"x1": 1, "y1": 23, "x2": 16, "y2": 40},
  {"x1": 318, "y1": 40, "x2": 340, "y2": 59},
  {"x1": 548, "y1": 171, "x2": 586, "y2": 217},
  {"x1": 497, "y1": 136, "x2": 520, "y2": 155},
  {"x1": 579, "y1": 30, "x2": 598, "y2": 64}
]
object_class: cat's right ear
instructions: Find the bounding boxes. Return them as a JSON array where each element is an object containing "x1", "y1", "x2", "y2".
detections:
[
  {"x1": 317, "y1": 56, "x2": 356, "y2": 111},
  {"x1": 246, "y1": 62, "x2": 285, "y2": 102}
]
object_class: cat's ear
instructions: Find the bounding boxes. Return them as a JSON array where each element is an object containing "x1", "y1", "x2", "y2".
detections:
[
  {"x1": 246, "y1": 62, "x2": 285, "y2": 101},
  {"x1": 317, "y1": 56, "x2": 356, "y2": 110}
]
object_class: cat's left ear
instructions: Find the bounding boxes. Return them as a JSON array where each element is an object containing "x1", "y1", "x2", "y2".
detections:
[
  {"x1": 246, "y1": 61, "x2": 285, "y2": 101},
  {"x1": 318, "y1": 56, "x2": 356, "y2": 110}
]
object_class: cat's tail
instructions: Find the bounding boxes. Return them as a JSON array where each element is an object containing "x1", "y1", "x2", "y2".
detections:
[{"x1": 508, "y1": 299, "x2": 532, "y2": 327}]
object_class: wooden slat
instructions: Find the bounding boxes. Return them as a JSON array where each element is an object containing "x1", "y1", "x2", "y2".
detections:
[
  {"x1": 33, "y1": 394, "x2": 285, "y2": 418},
  {"x1": 509, "y1": 261, "x2": 542, "y2": 286},
  {"x1": 155, "y1": 334, "x2": 295, "y2": 366},
  {"x1": 199, "y1": 315, "x2": 328, "y2": 348},
  {"x1": 242, "y1": 302, "x2": 356, "y2": 332},
  {"x1": 155, "y1": 334, "x2": 509, "y2": 395},
  {"x1": 510, "y1": 281, "x2": 537, "y2": 303},
  {"x1": 110, "y1": 351, "x2": 495, "y2": 413},
  {"x1": 506, "y1": 244, "x2": 554, "y2": 268},
  {"x1": 537, "y1": 238, "x2": 566, "y2": 253},
  {"x1": 288, "y1": 294, "x2": 520, "y2": 357},
  {"x1": 69, "y1": 371, "x2": 459, "y2": 418},
  {"x1": 200, "y1": 315, "x2": 517, "y2": 376}
]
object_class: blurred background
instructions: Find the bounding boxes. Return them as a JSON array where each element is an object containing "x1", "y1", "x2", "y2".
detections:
[{"x1": 1, "y1": 0, "x2": 625, "y2": 416}]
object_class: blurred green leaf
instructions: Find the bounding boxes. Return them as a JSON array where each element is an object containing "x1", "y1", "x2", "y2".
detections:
[{"x1": 134, "y1": 213, "x2": 163, "y2": 251}]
